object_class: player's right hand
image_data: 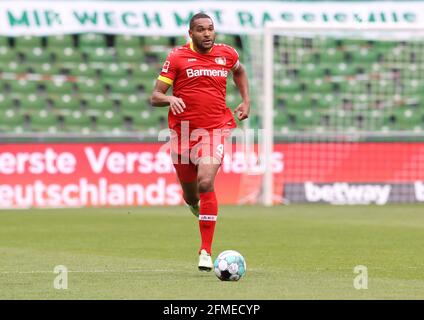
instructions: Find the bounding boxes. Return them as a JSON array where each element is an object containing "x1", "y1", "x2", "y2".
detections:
[{"x1": 168, "y1": 96, "x2": 186, "y2": 115}]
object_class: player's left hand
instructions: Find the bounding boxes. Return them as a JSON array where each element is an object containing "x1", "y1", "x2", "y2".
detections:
[{"x1": 234, "y1": 102, "x2": 250, "y2": 121}]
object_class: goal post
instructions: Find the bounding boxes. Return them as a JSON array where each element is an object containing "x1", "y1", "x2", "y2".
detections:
[
  {"x1": 261, "y1": 22, "x2": 424, "y2": 206},
  {"x1": 262, "y1": 25, "x2": 275, "y2": 206}
]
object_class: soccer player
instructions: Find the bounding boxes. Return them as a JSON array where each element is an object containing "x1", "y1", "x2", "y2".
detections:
[{"x1": 150, "y1": 13, "x2": 250, "y2": 271}]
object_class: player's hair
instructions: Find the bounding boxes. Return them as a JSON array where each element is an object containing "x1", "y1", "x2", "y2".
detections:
[{"x1": 189, "y1": 13, "x2": 213, "y2": 30}]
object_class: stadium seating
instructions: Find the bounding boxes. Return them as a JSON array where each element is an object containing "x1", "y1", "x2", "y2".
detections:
[
  {"x1": 0, "y1": 33, "x2": 247, "y2": 135},
  {"x1": 273, "y1": 36, "x2": 424, "y2": 133},
  {"x1": 62, "y1": 111, "x2": 92, "y2": 133}
]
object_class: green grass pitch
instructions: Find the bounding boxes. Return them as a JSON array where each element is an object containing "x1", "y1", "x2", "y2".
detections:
[{"x1": 1, "y1": 205, "x2": 423, "y2": 299}]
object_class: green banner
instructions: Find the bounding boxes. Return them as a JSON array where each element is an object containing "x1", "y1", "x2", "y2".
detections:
[{"x1": 0, "y1": 1, "x2": 420, "y2": 36}]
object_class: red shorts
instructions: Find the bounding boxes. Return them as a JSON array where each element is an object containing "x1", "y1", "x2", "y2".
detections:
[{"x1": 171, "y1": 128, "x2": 231, "y2": 183}]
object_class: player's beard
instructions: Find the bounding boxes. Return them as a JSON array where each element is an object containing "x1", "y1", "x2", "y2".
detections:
[{"x1": 193, "y1": 36, "x2": 215, "y2": 52}]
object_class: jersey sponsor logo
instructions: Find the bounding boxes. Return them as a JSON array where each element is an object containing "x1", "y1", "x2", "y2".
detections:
[
  {"x1": 162, "y1": 60, "x2": 170, "y2": 73},
  {"x1": 215, "y1": 57, "x2": 226, "y2": 65},
  {"x1": 188, "y1": 58, "x2": 197, "y2": 62},
  {"x1": 186, "y1": 68, "x2": 228, "y2": 78}
]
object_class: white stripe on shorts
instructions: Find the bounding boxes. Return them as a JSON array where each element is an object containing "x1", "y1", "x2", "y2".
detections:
[{"x1": 199, "y1": 215, "x2": 217, "y2": 221}]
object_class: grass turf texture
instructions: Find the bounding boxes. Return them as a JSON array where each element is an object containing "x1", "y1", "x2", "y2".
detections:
[{"x1": 0, "y1": 205, "x2": 423, "y2": 299}]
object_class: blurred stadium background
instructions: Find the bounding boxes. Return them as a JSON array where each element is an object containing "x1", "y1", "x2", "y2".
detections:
[
  {"x1": 1, "y1": 0, "x2": 424, "y2": 300},
  {"x1": 1, "y1": 0, "x2": 424, "y2": 206}
]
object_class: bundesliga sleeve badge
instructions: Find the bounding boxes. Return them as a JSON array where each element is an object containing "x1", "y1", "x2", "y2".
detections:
[{"x1": 162, "y1": 60, "x2": 170, "y2": 73}]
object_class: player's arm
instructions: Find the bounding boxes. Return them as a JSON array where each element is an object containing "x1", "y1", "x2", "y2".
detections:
[
  {"x1": 232, "y1": 63, "x2": 250, "y2": 121},
  {"x1": 149, "y1": 80, "x2": 186, "y2": 115}
]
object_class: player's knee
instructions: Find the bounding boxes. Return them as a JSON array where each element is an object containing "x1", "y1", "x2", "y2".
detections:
[
  {"x1": 183, "y1": 193, "x2": 199, "y2": 205},
  {"x1": 197, "y1": 177, "x2": 214, "y2": 193}
]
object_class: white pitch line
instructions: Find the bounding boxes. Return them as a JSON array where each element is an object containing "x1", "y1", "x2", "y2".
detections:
[{"x1": 0, "y1": 269, "x2": 181, "y2": 274}]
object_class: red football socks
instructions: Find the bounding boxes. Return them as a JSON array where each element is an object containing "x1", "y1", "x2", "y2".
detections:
[{"x1": 198, "y1": 191, "x2": 218, "y2": 254}]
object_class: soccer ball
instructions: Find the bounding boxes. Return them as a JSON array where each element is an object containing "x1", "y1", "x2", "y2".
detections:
[{"x1": 213, "y1": 250, "x2": 246, "y2": 281}]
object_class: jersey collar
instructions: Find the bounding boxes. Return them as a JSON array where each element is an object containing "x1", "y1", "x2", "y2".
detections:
[{"x1": 189, "y1": 41, "x2": 213, "y2": 54}]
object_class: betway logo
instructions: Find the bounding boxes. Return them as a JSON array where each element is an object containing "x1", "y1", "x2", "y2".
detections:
[
  {"x1": 186, "y1": 68, "x2": 228, "y2": 78},
  {"x1": 304, "y1": 182, "x2": 391, "y2": 205},
  {"x1": 414, "y1": 181, "x2": 424, "y2": 201}
]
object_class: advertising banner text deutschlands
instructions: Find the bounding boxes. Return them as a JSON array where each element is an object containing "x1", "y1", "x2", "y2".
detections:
[{"x1": 0, "y1": 143, "x2": 283, "y2": 208}]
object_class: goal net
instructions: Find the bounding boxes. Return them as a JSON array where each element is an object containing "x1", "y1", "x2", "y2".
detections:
[{"x1": 261, "y1": 23, "x2": 424, "y2": 206}]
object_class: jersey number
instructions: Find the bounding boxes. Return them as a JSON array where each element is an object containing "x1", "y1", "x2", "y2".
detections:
[{"x1": 216, "y1": 144, "x2": 224, "y2": 158}]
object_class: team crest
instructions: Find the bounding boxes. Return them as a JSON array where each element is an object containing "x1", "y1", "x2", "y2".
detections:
[{"x1": 215, "y1": 57, "x2": 226, "y2": 65}]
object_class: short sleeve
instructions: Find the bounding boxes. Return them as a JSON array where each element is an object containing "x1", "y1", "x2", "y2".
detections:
[
  {"x1": 228, "y1": 46, "x2": 240, "y2": 71},
  {"x1": 158, "y1": 51, "x2": 178, "y2": 86}
]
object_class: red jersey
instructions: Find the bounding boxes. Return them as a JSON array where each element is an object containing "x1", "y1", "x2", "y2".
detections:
[{"x1": 158, "y1": 42, "x2": 239, "y2": 131}]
